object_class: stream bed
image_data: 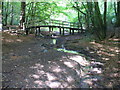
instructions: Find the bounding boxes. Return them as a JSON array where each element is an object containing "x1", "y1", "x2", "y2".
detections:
[
  {"x1": 41, "y1": 38, "x2": 105, "y2": 88},
  {"x1": 3, "y1": 34, "x2": 119, "y2": 88}
]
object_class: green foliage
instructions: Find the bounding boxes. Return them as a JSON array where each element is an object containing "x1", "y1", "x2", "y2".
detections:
[
  {"x1": 2, "y1": 0, "x2": 118, "y2": 41},
  {"x1": 26, "y1": 2, "x2": 57, "y2": 22},
  {"x1": 2, "y1": 2, "x2": 21, "y2": 25}
]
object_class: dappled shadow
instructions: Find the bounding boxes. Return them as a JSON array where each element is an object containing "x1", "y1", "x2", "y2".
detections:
[
  {"x1": 25, "y1": 59, "x2": 80, "y2": 88},
  {"x1": 2, "y1": 32, "x2": 119, "y2": 88},
  {"x1": 2, "y1": 51, "x2": 81, "y2": 88},
  {"x1": 64, "y1": 37, "x2": 120, "y2": 88},
  {"x1": 2, "y1": 36, "x2": 84, "y2": 88},
  {"x1": 21, "y1": 54, "x2": 105, "y2": 88},
  {"x1": 2, "y1": 39, "x2": 105, "y2": 88}
]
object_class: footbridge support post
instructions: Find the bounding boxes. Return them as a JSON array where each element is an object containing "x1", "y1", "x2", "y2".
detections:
[
  {"x1": 63, "y1": 28, "x2": 64, "y2": 35},
  {"x1": 69, "y1": 28, "x2": 72, "y2": 35},
  {"x1": 59, "y1": 27, "x2": 62, "y2": 35},
  {"x1": 49, "y1": 27, "x2": 51, "y2": 32}
]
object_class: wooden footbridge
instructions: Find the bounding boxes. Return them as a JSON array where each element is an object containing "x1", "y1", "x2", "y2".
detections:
[{"x1": 25, "y1": 19, "x2": 83, "y2": 36}]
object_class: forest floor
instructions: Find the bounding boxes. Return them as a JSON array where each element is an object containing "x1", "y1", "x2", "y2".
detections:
[{"x1": 2, "y1": 30, "x2": 120, "y2": 88}]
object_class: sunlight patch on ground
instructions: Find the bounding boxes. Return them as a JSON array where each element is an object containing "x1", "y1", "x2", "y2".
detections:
[
  {"x1": 89, "y1": 51, "x2": 94, "y2": 54},
  {"x1": 45, "y1": 81, "x2": 61, "y2": 88},
  {"x1": 90, "y1": 68, "x2": 102, "y2": 74},
  {"x1": 102, "y1": 57, "x2": 110, "y2": 61},
  {"x1": 67, "y1": 76, "x2": 74, "y2": 82},
  {"x1": 2, "y1": 32, "x2": 34, "y2": 45},
  {"x1": 64, "y1": 61, "x2": 75, "y2": 68},
  {"x1": 69, "y1": 55, "x2": 90, "y2": 66},
  {"x1": 98, "y1": 51, "x2": 115, "y2": 57},
  {"x1": 26, "y1": 57, "x2": 81, "y2": 88},
  {"x1": 108, "y1": 47, "x2": 120, "y2": 54},
  {"x1": 34, "y1": 80, "x2": 44, "y2": 85},
  {"x1": 90, "y1": 41, "x2": 103, "y2": 48},
  {"x1": 49, "y1": 63, "x2": 63, "y2": 73},
  {"x1": 115, "y1": 50, "x2": 120, "y2": 53},
  {"x1": 30, "y1": 63, "x2": 44, "y2": 69},
  {"x1": 109, "y1": 38, "x2": 120, "y2": 41},
  {"x1": 52, "y1": 66, "x2": 62, "y2": 73},
  {"x1": 46, "y1": 73, "x2": 57, "y2": 81},
  {"x1": 90, "y1": 41, "x2": 119, "y2": 58},
  {"x1": 5, "y1": 39, "x2": 14, "y2": 42},
  {"x1": 31, "y1": 74, "x2": 40, "y2": 79},
  {"x1": 37, "y1": 70, "x2": 45, "y2": 75},
  {"x1": 90, "y1": 39, "x2": 119, "y2": 57},
  {"x1": 113, "y1": 67, "x2": 119, "y2": 71},
  {"x1": 83, "y1": 79, "x2": 93, "y2": 86},
  {"x1": 110, "y1": 73, "x2": 119, "y2": 77},
  {"x1": 28, "y1": 50, "x2": 32, "y2": 53},
  {"x1": 16, "y1": 39, "x2": 23, "y2": 42}
]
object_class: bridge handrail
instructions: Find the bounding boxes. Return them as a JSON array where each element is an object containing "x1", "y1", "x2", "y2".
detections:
[{"x1": 25, "y1": 19, "x2": 80, "y2": 29}]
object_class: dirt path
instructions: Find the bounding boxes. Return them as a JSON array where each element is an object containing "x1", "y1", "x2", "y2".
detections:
[
  {"x1": 2, "y1": 32, "x2": 120, "y2": 88},
  {"x1": 2, "y1": 35, "x2": 84, "y2": 88}
]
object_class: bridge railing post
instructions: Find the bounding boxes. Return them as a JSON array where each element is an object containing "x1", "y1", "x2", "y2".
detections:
[{"x1": 70, "y1": 22, "x2": 73, "y2": 28}]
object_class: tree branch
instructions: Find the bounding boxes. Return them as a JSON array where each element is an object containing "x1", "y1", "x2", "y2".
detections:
[{"x1": 73, "y1": 5, "x2": 86, "y2": 16}]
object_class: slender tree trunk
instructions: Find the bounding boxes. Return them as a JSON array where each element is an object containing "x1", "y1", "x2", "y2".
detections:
[
  {"x1": 20, "y1": 2, "x2": 26, "y2": 27},
  {"x1": 6, "y1": 2, "x2": 9, "y2": 25},
  {"x1": 31, "y1": 2, "x2": 34, "y2": 21},
  {"x1": 78, "y1": 10, "x2": 83, "y2": 31},
  {"x1": 104, "y1": 1, "x2": 107, "y2": 30},
  {"x1": 4, "y1": 2, "x2": 9, "y2": 26},
  {"x1": 103, "y1": 1, "x2": 107, "y2": 38},
  {"x1": 10, "y1": 5, "x2": 13, "y2": 25},
  {"x1": 116, "y1": 1, "x2": 120, "y2": 27},
  {"x1": 25, "y1": 2, "x2": 31, "y2": 24},
  {"x1": 87, "y1": 2, "x2": 95, "y2": 32},
  {"x1": 114, "y1": 2, "x2": 117, "y2": 18},
  {"x1": 2, "y1": 2, "x2": 4, "y2": 26},
  {"x1": 82, "y1": 2, "x2": 90, "y2": 29}
]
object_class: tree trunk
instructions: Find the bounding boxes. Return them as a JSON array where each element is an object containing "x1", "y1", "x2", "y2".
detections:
[
  {"x1": 30, "y1": 2, "x2": 34, "y2": 21},
  {"x1": 114, "y1": 2, "x2": 117, "y2": 19},
  {"x1": 10, "y1": 5, "x2": 13, "y2": 25},
  {"x1": 94, "y1": 2, "x2": 106, "y2": 41},
  {"x1": 2, "y1": 2, "x2": 4, "y2": 26},
  {"x1": 103, "y1": 1, "x2": 107, "y2": 39},
  {"x1": 25, "y1": 2, "x2": 31, "y2": 24},
  {"x1": 116, "y1": 1, "x2": 120, "y2": 27},
  {"x1": 20, "y1": 2, "x2": 26, "y2": 28},
  {"x1": 87, "y1": 2, "x2": 95, "y2": 33},
  {"x1": 78, "y1": 11, "x2": 83, "y2": 31},
  {"x1": 104, "y1": 1, "x2": 107, "y2": 30},
  {"x1": 4, "y1": 2, "x2": 9, "y2": 26}
]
